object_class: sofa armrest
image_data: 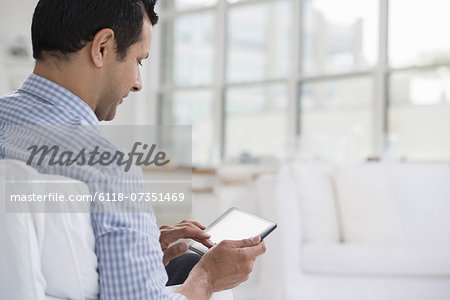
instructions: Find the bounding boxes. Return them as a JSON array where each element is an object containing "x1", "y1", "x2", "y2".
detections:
[
  {"x1": 256, "y1": 165, "x2": 303, "y2": 264},
  {"x1": 0, "y1": 213, "x2": 47, "y2": 300},
  {"x1": 254, "y1": 165, "x2": 303, "y2": 299}
]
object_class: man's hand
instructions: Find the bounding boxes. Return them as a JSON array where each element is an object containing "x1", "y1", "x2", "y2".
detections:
[
  {"x1": 159, "y1": 219, "x2": 214, "y2": 266},
  {"x1": 177, "y1": 236, "x2": 266, "y2": 300}
]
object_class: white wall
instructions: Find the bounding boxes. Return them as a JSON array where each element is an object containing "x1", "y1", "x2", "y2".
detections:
[
  {"x1": 0, "y1": 0, "x2": 37, "y2": 95},
  {"x1": 0, "y1": 0, "x2": 37, "y2": 50}
]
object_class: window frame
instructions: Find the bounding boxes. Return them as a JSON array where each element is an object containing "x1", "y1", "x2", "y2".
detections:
[{"x1": 156, "y1": 0, "x2": 450, "y2": 165}]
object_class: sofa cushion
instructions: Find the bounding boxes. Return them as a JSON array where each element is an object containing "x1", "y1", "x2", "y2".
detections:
[
  {"x1": 334, "y1": 164, "x2": 404, "y2": 244},
  {"x1": 302, "y1": 244, "x2": 450, "y2": 276},
  {"x1": 389, "y1": 163, "x2": 450, "y2": 247},
  {"x1": 0, "y1": 213, "x2": 47, "y2": 300},
  {"x1": 290, "y1": 162, "x2": 340, "y2": 244},
  {"x1": 0, "y1": 160, "x2": 99, "y2": 299}
]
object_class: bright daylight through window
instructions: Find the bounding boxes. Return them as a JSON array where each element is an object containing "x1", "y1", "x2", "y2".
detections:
[{"x1": 159, "y1": 0, "x2": 450, "y2": 166}]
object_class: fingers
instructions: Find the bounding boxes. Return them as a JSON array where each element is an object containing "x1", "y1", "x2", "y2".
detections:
[
  {"x1": 194, "y1": 237, "x2": 215, "y2": 248},
  {"x1": 159, "y1": 220, "x2": 207, "y2": 235},
  {"x1": 247, "y1": 240, "x2": 266, "y2": 257},
  {"x1": 235, "y1": 236, "x2": 261, "y2": 248},
  {"x1": 185, "y1": 220, "x2": 207, "y2": 230},
  {"x1": 182, "y1": 221, "x2": 212, "y2": 246},
  {"x1": 162, "y1": 242, "x2": 188, "y2": 266},
  {"x1": 161, "y1": 223, "x2": 211, "y2": 245},
  {"x1": 216, "y1": 236, "x2": 261, "y2": 250},
  {"x1": 217, "y1": 237, "x2": 266, "y2": 258},
  {"x1": 177, "y1": 219, "x2": 207, "y2": 230},
  {"x1": 197, "y1": 238, "x2": 266, "y2": 291}
]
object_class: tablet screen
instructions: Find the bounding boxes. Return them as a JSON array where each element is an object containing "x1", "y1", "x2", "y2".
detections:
[{"x1": 189, "y1": 207, "x2": 277, "y2": 255}]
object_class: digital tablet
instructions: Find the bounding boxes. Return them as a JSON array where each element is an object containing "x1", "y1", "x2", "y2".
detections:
[{"x1": 188, "y1": 207, "x2": 277, "y2": 256}]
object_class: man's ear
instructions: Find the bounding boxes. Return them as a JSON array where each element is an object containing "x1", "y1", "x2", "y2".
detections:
[{"x1": 90, "y1": 28, "x2": 115, "y2": 68}]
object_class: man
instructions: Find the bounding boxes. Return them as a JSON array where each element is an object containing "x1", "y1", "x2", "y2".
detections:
[{"x1": 0, "y1": 0, "x2": 266, "y2": 299}]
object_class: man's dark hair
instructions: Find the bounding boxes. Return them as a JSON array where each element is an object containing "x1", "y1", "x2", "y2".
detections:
[{"x1": 31, "y1": 0, "x2": 158, "y2": 61}]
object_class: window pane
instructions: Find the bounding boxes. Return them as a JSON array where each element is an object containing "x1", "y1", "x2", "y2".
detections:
[
  {"x1": 389, "y1": 0, "x2": 450, "y2": 68},
  {"x1": 388, "y1": 67, "x2": 450, "y2": 161},
  {"x1": 164, "y1": 0, "x2": 217, "y2": 10},
  {"x1": 162, "y1": 90, "x2": 215, "y2": 166},
  {"x1": 163, "y1": 13, "x2": 214, "y2": 87},
  {"x1": 302, "y1": 0, "x2": 378, "y2": 75},
  {"x1": 299, "y1": 77, "x2": 373, "y2": 160},
  {"x1": 225, "y1": 84, "x2": 288, "y2": 159},
  {"x1": 227, "y1": 1, "x2": 292, "y2": 82}
]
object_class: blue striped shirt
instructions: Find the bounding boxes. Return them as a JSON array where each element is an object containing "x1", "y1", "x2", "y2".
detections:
[{"x1": 0, "y1": 74, "x2": 187, "y2": 300}]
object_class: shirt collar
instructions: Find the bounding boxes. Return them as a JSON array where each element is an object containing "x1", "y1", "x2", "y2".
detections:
[{"x1": 19, "y1": 73, "x2": 99, "y2": 125}]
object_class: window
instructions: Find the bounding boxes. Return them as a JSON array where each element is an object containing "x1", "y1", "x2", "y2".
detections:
[
  {"x1": 299, "y1": 76, "x2": 373, "y2": 160},
  {"x1": 227, "y1": 1, "x2": 291, "y2": 82},
  {"x1": 225, "y1": 84, "x2": 288, "y2": 159},
  {"x1": 161, "y1": 90, "x2": 215, "y2": 166},
  {"x1": 165, "y1": 0, "x2": 217, "y2": 10},
  {"x1": 298, "y1": 0, "x2": 378, "y2": 160},
  {"x1": 389, "y1": 0, "x2": 450, "y2": 68},
  {"x1": 387, "y1": 0, "x2": 450, "y2": 161},
  {"x1": 159, "y1": 6, "x2": 217, "y2": 166},
  {"x1": 162, "y1": 12, "x2": 215, "y2": 87},
  {"x1": 388, "y1": 67, "x2": 450, "y2": 160},
  {"x1": 302, "y1": 0, "x2": 378, "y2": 75},
  {"x1": 158, "y1": 0, "x2": 450, "y2": 165}
]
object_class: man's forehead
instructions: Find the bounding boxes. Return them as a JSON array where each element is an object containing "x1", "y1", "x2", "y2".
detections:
[
  {"x1": 132, "y1": 18, "x2": 152, "y2": 55},
  {"x1": 143, "y1": 15, "x2": 153, "y2": 36},
  {"x1": 141, "y1": 18, "x2": 153, "y2": 47}
]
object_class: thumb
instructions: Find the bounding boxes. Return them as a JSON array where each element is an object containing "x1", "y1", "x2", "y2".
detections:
[
  {"x1": 236, "y1": 236, "x2": 261, "y2": 248},
  {"x1": 163, "y1": 242, "x2": 188, "y2": 266}
]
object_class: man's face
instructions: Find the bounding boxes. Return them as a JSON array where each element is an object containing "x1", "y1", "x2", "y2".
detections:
[{"x1": 96, "y1": 18, "x2": 152, "y2": 121}]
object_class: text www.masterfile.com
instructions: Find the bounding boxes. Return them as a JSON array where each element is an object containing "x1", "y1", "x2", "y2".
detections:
[{"x1": 9, "y1": 192, "x2": 186, "y2": 203}]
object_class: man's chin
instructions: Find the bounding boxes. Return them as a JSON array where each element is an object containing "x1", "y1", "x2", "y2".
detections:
[
  {"x1": 105, "y1": 110, "x2": 117, "y2": 121},
  {"x1": 96, "y1": 108, "x2": 117, "y2": 122}
]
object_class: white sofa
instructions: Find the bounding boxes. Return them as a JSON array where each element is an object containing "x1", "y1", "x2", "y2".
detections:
[
  {"x1": 0, "y1": 160, "x2": 232, "y2": 300},
  {"x1": 255, "y1": 161, "x2": 450, "y2": 300}
]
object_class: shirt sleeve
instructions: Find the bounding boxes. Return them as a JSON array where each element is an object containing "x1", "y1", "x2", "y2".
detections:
[
  {"x1": 92, "y1": 211, "x2": 189, "y2": 300},
  {"x1": 88, "y1": 163, "x2": 189, "y2": 299}
]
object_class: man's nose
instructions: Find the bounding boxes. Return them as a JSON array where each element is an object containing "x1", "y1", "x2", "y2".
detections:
[{"x1": 131, "y1": 71, "x2": 143, "y2": 92}]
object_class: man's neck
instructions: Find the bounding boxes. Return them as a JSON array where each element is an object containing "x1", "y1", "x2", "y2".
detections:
[{"x1": 33, "y1": 58, "x2": 98, "y2": 112}]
